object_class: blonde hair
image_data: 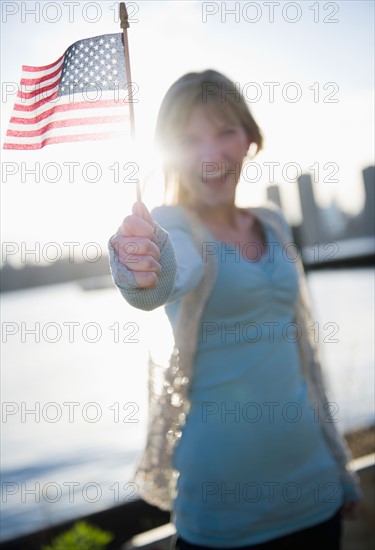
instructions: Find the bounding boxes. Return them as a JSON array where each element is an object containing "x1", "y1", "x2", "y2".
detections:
[{"x1": 155, "y1": 69, "x2": 263, "y2": 204}]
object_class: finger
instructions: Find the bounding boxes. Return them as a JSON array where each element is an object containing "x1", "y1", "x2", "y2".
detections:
[
  {"x1": 109, "y1": 226, "x2": 122, "y2": 242},
  {"x1": 132, "y1": 271, "x2": 158, "y2": 289},
  {"x1": 111, "y1": 236, "x2": 161, "y2": 260},
  {"x1": 120, "y1": 255, "x2": 161, "y2": 274},
  {"x1": 120, "y1": 214, "x2": 155, "y2": 238},
  {"x1": 132, "y1": 201, "x2": 155, "y2": 229}
]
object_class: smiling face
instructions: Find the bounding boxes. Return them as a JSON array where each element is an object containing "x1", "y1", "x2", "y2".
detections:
[
  {"x1": 155, "y1": 70, "x2": 263, "y2": 206},
  {"x1": 170, "y1": 105, "x2": 251, "y2": 209}
]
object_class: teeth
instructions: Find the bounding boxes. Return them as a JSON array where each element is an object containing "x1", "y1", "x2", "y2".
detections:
[{"x1": 204, "y1": 173, "x2": 226, "y2": 180}]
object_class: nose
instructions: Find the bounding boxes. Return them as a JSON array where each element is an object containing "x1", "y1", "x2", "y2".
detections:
[{"x1": 199, "y1": 137, "x2": 224, "y2": 164}]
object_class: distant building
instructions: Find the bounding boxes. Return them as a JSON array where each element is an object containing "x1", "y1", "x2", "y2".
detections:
[
  {"x1": 344, "y1": 166, "x2": 374, "y2": 239},
  {"x1": 267, "y1": 185, "x2": 282, "y2": 208},
  {"x1": 363, "y1": 166, "x2": 375, "y2": 236},
  {"x1": 298, "y1": 174, "x2": 325, "y2": 245},
  {"x1": 319, "y1": 199, "x2": 347, "y2": 240}
]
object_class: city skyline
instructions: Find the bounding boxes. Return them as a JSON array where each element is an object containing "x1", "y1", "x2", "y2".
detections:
[{"x1": 267, "y1": 165, "x2": 375, "y2": 245}]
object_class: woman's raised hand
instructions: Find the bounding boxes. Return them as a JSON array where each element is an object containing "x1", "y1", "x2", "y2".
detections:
[{"x1": 110, "y1": 201, "x2": 161, "y2": 288}]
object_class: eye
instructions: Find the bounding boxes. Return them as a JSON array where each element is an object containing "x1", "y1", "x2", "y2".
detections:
[{"x1": 220, "y1": 128, "x2": 236, "y2": 136}]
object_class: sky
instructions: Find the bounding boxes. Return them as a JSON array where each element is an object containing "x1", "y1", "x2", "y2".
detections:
[{"x1": 1, "y1": 0, "x2": 374, "y2": 266}]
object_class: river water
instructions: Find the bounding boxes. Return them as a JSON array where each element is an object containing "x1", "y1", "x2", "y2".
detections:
[{"x1": 1, "y1": 268, "x2": 374, "y2": 541}]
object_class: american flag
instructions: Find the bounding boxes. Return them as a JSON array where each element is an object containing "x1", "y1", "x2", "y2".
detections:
[{"x1": 3, "y1": 33, "x2": 132, "y2": 150}]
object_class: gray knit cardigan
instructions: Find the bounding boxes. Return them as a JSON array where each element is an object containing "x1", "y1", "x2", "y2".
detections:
[{"x1": 107, "y1": 203, "x2": 362, "y2": 511}]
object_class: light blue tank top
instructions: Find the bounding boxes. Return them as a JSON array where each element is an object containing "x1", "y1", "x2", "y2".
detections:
[{"x1": 169, "y1": 223, "x2": 343, "y2": 547}]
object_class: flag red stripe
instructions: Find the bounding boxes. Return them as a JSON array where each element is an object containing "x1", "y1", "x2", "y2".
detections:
[
  {"x1": 13, "y1": 91, "x2": 59, "y2": 111},
  {"x1": 6, "y1": 114, "x2": 129, "y2": 137},
  {"x1": 21, "y1": 66, "x2": 62, "y2": 86},
  {"x1": 22, "y1": 55, "x2": 64, "y2": 72},
  {"x1": 3, "y1": 132, "x2": 123, "y2": 150},
  {"x1": 10, "y1": 99, "x2": 127, "y2": 123},
  {"x1": 17, "y1": 77, "x2": 60, "y2": 100}
]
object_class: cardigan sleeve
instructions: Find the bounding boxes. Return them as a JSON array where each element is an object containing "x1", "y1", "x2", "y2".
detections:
[{"x1": 107, "y1": 205, "x2": 204, "y2": 311}]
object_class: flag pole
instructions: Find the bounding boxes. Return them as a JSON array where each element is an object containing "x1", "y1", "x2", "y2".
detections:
[{"x1": 119, "y1": 2, "x2": 141, "y2": 203}]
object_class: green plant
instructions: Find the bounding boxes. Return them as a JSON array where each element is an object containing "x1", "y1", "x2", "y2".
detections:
[{"x1": 41, "y1": 520, "x2": 114, "y2": 550}]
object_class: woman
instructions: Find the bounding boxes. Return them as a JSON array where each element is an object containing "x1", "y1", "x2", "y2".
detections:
[{"x1": 108, "y1": 70, "x2": 362, "y2": 549}]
